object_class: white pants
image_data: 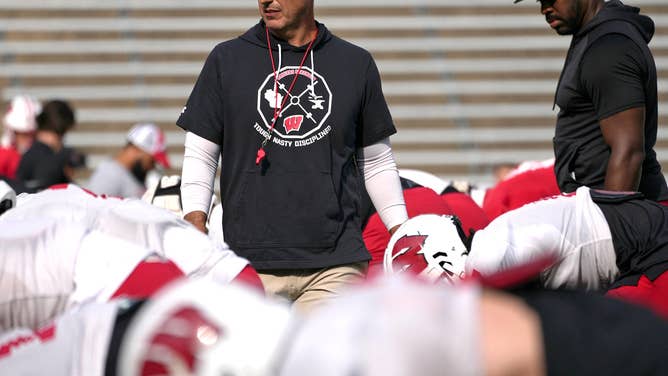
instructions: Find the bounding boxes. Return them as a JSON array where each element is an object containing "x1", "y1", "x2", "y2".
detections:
[{"x1": 467, "y1": 187, "x2": 618, "y2": 290}]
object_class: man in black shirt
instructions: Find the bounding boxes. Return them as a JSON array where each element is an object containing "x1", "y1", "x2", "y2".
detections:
[
  {"x1": 516, "y1": 0, "x2": 668, "y2": 202},
  {"x1": 177, "y1": 0, "x2": 408, "y2": 312},
  {"x1": 16, "y1": 100, "x2": 85, "y2": 193}
]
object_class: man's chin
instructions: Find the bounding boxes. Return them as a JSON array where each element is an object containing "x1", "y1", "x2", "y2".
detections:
[
  {"x1": 554, "y1": 26, "x2": 575, "y2": 35},
  {"x1": 264, "y1": 18, "x2": 285, "y2": 31}
]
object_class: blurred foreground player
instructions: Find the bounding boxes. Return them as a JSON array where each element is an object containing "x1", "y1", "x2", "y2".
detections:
[
  {"x1": 280, "y1": 276, "x2": 668, "y2": 376},
  {"x1": 0, "y1": 279, "x2": 293, "y2": 376}
]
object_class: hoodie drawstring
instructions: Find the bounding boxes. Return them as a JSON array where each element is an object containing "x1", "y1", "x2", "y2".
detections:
[
  {"x1": 310, "y1": 50, "x2": 315, "y2": 97},
  {"x1": 257, "y1": 27, "x2": 317, "y2": 165}
]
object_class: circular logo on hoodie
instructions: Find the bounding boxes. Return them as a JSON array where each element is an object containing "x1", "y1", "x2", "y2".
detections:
[{"x1": 257, "y1": 66, "x2": 332, "y2": 140}]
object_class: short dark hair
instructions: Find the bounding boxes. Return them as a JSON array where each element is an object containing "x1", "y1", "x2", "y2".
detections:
[{"x1": 36, "y1": 99, "x2": 76, "y2": 136}]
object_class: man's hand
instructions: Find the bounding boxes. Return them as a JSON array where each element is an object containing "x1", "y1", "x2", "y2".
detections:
[
  {"x1": 389, "y1": 223, "x2": 403, "y2": 236},
  {"x1": 184, "y1": 210, "x2": 209, "y2": 234}
]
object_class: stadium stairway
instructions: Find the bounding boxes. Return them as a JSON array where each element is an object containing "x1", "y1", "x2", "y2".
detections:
[{"x1": 0, "y1": 0, "x2": 666, "y2": 186}]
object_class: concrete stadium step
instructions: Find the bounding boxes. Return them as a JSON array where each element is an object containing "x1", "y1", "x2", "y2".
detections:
[
  {"x1": 0, "y1": 36, "x2": 577, "y2": 55},
  {"x1": 5, "y1": 80, "x2": 668, "y2": 105},
  {"x1": 0, "y1": 0, "x2": 664, "y2": 10},
  {"x1": 6, "y1": 14, "x2": 667, "y2": 34},
  {"x1": 3, "y1": 37, "x2": 667, "y2": 62},
  {"x1": 3, "y1": 57, "x2": 668, "y2": 80}
]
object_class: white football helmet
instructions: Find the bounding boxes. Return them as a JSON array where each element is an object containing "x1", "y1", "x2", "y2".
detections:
[
  {"x1": 142, "y1": 175, "x2": 183, "y2": 216},
  {"x1": 119, "y1": 279, "x2": 294, "y2": 376},
  {"x1": 0, "y1": 180, "x2": 16, "y2": 216},
  {"x1": 142, "y1": 175, "x2": 222, "y2": 242},
  {"x1": 384, "y1": 214, "x2": 470, "y2": 284},
  {"x1": 398, "y1": 169, "x2": 448, "y2": 194}
]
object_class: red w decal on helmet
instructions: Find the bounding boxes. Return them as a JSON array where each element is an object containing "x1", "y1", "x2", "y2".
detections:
[
  {"x1": 389, "y1": 234, "x2": 429, "y2": 273},
  {"x1": 139, "y1": 307, "x2": 221, "y2": 375}
]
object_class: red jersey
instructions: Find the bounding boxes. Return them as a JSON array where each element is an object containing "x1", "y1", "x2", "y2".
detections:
[
  {"x1": 0, "y1": 147, "x2": 20, "y2": 179},
  {"x1": 363, "y1": 187, "x2": 453, "y2": 271},
  {"x1": 440, "y1": 191, "x2": 489, "y2": 235},
  {"x1": 482, "y1": 162, "x2": 560, "y2": 220}
]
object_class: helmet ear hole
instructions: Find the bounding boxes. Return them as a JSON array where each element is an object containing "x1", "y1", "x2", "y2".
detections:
[{"x1": 0, "y1": 199, "x2": 13, "y2": 215}]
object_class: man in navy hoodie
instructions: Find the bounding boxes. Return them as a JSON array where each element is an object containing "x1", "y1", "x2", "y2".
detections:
[
  {"x1": 517, "y1": 0, "x2": 668, "y2": 203},
  {"x1": 177, "y1": 0, "x2": 408, "y2": 312}
]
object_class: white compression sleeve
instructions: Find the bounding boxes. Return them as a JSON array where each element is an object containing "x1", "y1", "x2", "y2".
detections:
[
  {"x1": 357, "y1": 138, "x2": 408, "y2": 230},
  {"x1": 181, "y1": 132, "x2": 220, "y2": 216}
]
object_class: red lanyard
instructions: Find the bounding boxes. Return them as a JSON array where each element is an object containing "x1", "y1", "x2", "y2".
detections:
[{"x1": 256, "y1": 27, "x2": 318, "y2": 165}]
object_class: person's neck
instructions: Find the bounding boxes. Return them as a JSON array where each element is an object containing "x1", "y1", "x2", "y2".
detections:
[
  {"x1": 269, "y1": 21, "x2": 317, "y2": 47},
  {"x1": 579, "y1": 0, "x2": 605, "y2": 31},
  {"x1": 116, "y1": 147, "x2": 138, "y2": 170},
  {"x1": 36, "y1": 131, "x2": 62, "y2": 152}
]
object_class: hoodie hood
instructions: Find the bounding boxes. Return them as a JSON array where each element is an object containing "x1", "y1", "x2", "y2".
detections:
[
  {"x1": 577, "y1": 0, "x2": 654, "y2": 43},
  {"x1": 239, "y1": 20, "x2": 333, "y2": 52}
]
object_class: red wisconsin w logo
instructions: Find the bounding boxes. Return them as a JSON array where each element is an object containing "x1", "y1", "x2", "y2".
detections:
[
  {"x1": 390, "y1": 234, "x2": 428, "y2": 273},
  {"x1": 140, "y1": 307, "x2": 222, "y2": 375},
  {"x1": 283, "y1": 115, "x2": 304, "y2": 134}
]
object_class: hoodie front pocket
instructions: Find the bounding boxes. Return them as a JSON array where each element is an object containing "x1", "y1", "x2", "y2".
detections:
[{"x1": 227, "y1": 169, "x2": 342, "y2": 248}]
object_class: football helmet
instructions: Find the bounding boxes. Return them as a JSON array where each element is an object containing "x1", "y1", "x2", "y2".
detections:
[
  {"x1": 398, "y1": 169, "x2": 448, "y2": 194},
  {"x1": 384, "y1": 214, "x2": 469, "y2": 284},
  {"x1": 142, "y1": 175, "x2": 183, "y2": 216},
  {"x1": 0, "y1": 180, "x2": 16, "y2": 216},
  {"x1": 118, "y1": 279, "x2": 293, "y2": 376}
]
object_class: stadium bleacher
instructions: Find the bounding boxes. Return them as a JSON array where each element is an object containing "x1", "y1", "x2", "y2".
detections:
[{"x1": 0, "y1": 0, "x2": 666, "y2": 185}]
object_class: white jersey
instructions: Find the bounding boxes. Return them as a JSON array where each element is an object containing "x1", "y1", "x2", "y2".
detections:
[
  {"x1": 0, "y1": 218, "x2": 88, "y2": 330},
  {"x1": 0, "y1": 218, "x2": 152, "y2": 331},
  {"x1": 466, "y1": 186, "x2": 618, "y2": 290},
  {"x1": 0, "y1": 185, "x2": 250, "y2": 331},
  {"x1": 208, "y1": 202, "x2": 225, "y2": 244},
  {"x1": 279, "y1": 276, "x2": 482, "y2": 376},
  {"x1": 5, "y1": 184, "x2": 123, "y2": 227},
  {"x1": 0, "y1": 301, "x2": 118, "y2": 376}
]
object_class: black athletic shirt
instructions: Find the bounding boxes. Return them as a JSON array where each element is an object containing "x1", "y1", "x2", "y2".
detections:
[
  {"x1": 177, "y1": 21, "x2": 396, "y2": 270},
  {"x1": 517, "y1": 289, "x2": 668, "y2": 376},
  {"x1": 553, "y1": 0, "x2": 668, "y2": 200},
  {"x1": 16, "y1": 141, "x2": 71, "y2": 193}
]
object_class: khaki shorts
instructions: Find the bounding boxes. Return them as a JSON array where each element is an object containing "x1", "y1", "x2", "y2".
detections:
[{"x1": 258, "y1": 262, "x2": 368, "y2": 314}]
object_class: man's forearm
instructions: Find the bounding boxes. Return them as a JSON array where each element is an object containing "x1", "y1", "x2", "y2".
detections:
[{"x1": 604, "y1": 150, "x2": 644, "y2": 191}]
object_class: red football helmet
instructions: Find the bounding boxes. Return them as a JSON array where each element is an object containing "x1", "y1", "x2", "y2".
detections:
[{"x1": 384, "y1": 214, "x2": 470, "y2": 284}]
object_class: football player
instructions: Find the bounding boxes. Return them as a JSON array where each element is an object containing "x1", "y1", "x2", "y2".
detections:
[
  {"x1": 0, "y1": 279, "x2": 292, "y2": 376},
  {"x1": 385, "y1": 186, "x2": 668, "y2": 318},
  {"x1": 0, "y1": 184, "x2": 262, "y2": 330}
]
